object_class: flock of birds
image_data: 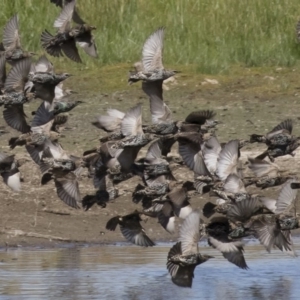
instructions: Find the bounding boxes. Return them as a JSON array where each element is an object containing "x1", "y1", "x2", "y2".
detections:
[{"x1": 0, "y1": 0, "x2": 300, "y2": 289}]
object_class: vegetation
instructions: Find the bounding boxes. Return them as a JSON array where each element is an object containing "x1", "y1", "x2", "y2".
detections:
[{"x1": 1, "y1": 0, "x2": 300, "y2": 74}]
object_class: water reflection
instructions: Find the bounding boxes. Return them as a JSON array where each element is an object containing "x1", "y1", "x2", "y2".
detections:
[{"x1": 0, "y1": 239, "x2": 299, "y2": 299}]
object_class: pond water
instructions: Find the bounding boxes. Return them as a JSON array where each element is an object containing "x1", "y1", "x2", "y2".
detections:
[{"x1": 0, "y1": 238, "x2": 299, "y2": 300}]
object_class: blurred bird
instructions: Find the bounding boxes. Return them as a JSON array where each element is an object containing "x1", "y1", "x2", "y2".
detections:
[
  {"x1": 41, "y1": 0, "x2": 97, "y2": 63},
  {"x1": 1, "y1": 58, "x2": 33, "y2": 133},
  {"x1": 1, "y1": 14, "x2": 35, "y2": 65},
  {"x1": 128, "y1": 27, "x2": 178, "y2": 84},
  {"x1": 0, "y1": 153, "x2": 28, "y2": 192},
  {"x1": 106, "y1": 210, "x2": 155, "y2": 247},
  {"x1": 167, "y1": 210, "x2": 213, "y2": 288}
]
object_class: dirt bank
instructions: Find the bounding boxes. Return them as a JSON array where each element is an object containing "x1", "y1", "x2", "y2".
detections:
[{"x1": 1, "y1": 68, "x2": 300, "y2": 248}]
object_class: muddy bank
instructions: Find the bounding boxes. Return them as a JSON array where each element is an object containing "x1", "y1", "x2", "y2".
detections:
[{"x1": 1, "y1": 70, "x2": 300, "y2": 248}]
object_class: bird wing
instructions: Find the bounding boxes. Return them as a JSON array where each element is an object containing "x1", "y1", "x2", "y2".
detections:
[
  {"x1": 54, "y1": 173, "x2": 81, "y2": 209},
  {"x1": 142, "y1": 27, "x2": 165, "y2": 72},
  {"x1": 259, "y1": 197, "x2": 277, "y2": 213},
  {"x1": 223, "y1": 173, "x2": 246, "y2": 193},
  {"x1": 267, "y1": 119, "x2": 293, "y2": 137},
  {"x1": 227, "y1": 197, "x2": 260, "y2": 222},
  {"x1": 167, "y1": 242, "x2": 181, "y2": 278},
  {"x1": 208, "y1": 236, "x2": 248, "y2": 269},
  {"x1": 171, "y1": 265, "x2": 196, "y2": 288},
  {"x1": 121, "y1": 104, "x2": 143, "y2": 136},
  {"x1": 150, "y1": 96, "x2": 172, "y2": 124},
  {"x1": 178, "y1": 139, "x2": 202, "y2": 172},
  {"x1": 31, "y1": 101, "x2": 55, "y2": 128},
  {"x1": 275, "y1": 178, "x2": 298, "y2": 214},
  {"x1": 92, "y1": 109, "x2": 124, "y2": 132},
  {"x1": 252, "y1": 218, "x2": 292, "y2": 253},
  {"x1": 76, "y1": 31, "x2": 98, "y2": 58},
  {"x1": 142, "y1": 80, "x2": 172, "y2": 124},
  {"x1": 2, "y1": 14, "x2": 21, "y2": 50},
  {"x1": 216, "y1": 140, "x2": 239, "y2": 181},
  {"x1": 185, "y1": 110, "x2": 216, "y2": 125},
  {"x1": 120, "y1": 225, "x2": 155, "y2": 247},
  {"x1": 107, "y1": 108, "x2": 125, "y2": 119},
  {"x1": 3, "y1": 105, "x2": 30, "y2": 133},
  {"x1": 247, "y1": 157, "x2": 280, "y2": 178},
  {"x1": 179, "y1": 210, "x2": 200, "y2": 255},
  {"x1": 54, "y1": 0, "x2": 75, "y2": 32},
  {"x1": 146, "y1": 140, "x2": 163, "y2": 160},
  {"x1": 61, "y1": 39, "x2": 82, "y2": 63},
  {"x1": 4, "y1": 58, "x2": 31, "y2": 92},
  {"x1": 33, "y1": 55, "x2": 54, "y2": 73}
]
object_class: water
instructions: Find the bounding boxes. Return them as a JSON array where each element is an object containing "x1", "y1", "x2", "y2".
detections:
[{"x1": 0, "y1": 239, "x2": 299, "y2": 300}]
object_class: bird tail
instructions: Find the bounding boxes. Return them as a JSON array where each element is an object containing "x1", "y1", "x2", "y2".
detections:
[{"x1": 41, "y1": 30, "x2": 63, "y2": 57}]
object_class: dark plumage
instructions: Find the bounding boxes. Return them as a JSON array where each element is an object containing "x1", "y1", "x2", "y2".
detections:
[
  {"x1": 206, "y1": 217, "x2": 249, "y2": 269},
  {"x1": 41, "y1": 0, "x2": 97, "y2": 63},
  {"x1": 1, "y1": 58, "x2": 32, "y2": 133},
  {"x1": 28, "y1": 55, "x2": 71, "y2": 103},
  {"x1": 106, "y1": 211, "x2": 155, "y2": 247}
]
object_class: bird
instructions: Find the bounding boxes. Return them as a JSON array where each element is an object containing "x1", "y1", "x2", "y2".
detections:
[
  {"x1": 246, "y1": 157, "x2": 295, "y2": 189},
  {"x1": 167, "y1": 210, "x2": 213, "y2": 288},
  {"x1": 92, "y1": 108, "x2": 125, "y2": 133},
  {"x1": 82, "y1": 174, "x2": 117, "y2": 211},
  {"x1": 1, "y1": 58, "x2": 33, "y2": 133},
  {"x1": 39, "y1": 147, "x2": 83, "y2": 209},
  {"x1": 185, "y1": 110, "x2": 220, "y2": 131},
  {"x1": 228, "y1": 179, "x2": 299, "y2": 256},
  {"x1": 250, "y1": 119, "x2": 299, "y2": 161},
  {"x1": 128, "y1": 27, "x2": 178, "y2": 84},
  {"x1": 206, "y1": 216, "x2": 249, "y2": 269},
  {"x1": 28, "y1": 55, "x2": 72, "y2": 103},
  {"x1": 1, "y1": 14, "x2": 35, "y2": 65},
  {"x1": 41, "y1": 0, "x2": 97, "y2": 63},
  {"x1": 106, "y1": 210, "x2": 155, "y2": 247}
]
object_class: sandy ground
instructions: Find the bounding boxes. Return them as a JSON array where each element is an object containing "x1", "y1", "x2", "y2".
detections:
[{"x1": 1, "y1": 70, "x2": 300, "y2": 248}]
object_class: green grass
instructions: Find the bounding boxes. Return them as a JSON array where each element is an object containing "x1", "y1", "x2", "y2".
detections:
[{"x1": 1, "y1": 0, "x2": 300, "y2": 74}]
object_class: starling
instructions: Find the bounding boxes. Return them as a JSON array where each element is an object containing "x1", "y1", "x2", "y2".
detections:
[
  {"x1": 106, "y1": 210, "x2": 155, "y2": 247},
  {"x1": 41, "y1": 0, "x2": 97, "y2": 63},
  {"x1": 1, "y1": 15, "x2": 35, "y2": 65},
  {"x1": 128, "y1": 28, "x2": 178, "y2": 84},
  {"x1": 167, "y1": 210, "x2": 213, "y2": 288}
]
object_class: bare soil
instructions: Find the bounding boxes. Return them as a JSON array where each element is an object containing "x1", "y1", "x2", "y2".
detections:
[{"x1": 1, "y1": 67, "x2": 300, "y2": 248}]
